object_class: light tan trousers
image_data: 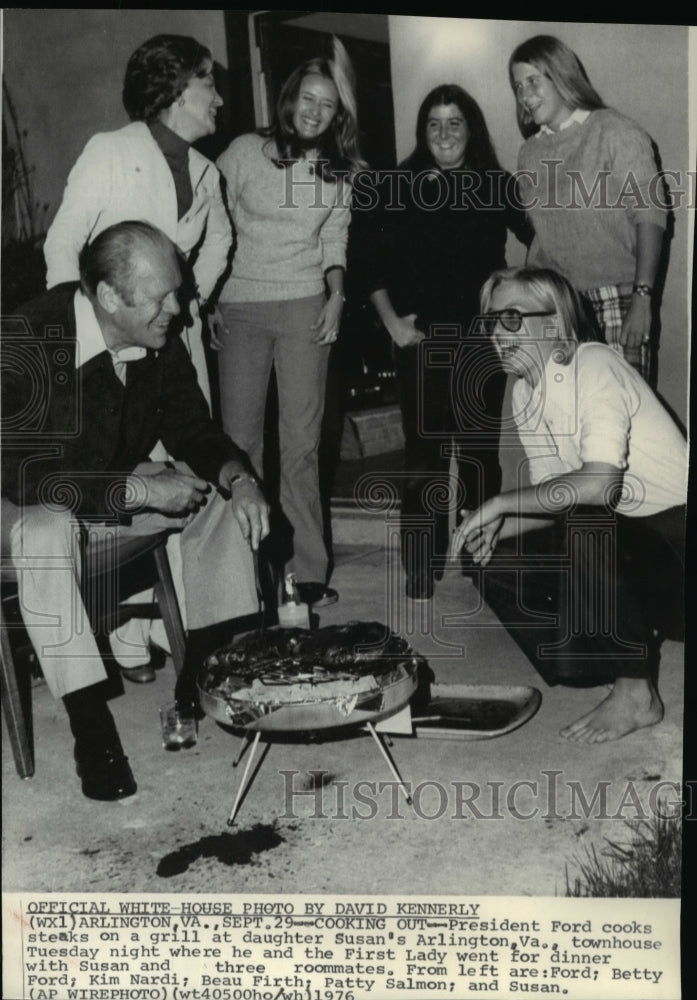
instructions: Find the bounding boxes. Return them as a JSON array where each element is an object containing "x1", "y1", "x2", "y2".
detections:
[{"x1": 6, "y1": 490, "x2": 258, "y2": 698}]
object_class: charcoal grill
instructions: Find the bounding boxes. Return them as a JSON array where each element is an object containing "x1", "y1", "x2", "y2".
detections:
[{"x1": 198, "y1": 622, "x2": 421, "y2": 824}]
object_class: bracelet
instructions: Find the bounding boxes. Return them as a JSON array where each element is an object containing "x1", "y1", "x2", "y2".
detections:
[
  {"x1": 229, "y1": 473, "x2": 257, "y2": 490},
  {"x1": 331, "y1": 289, "x2": 346, "y2": 302},
  {"x1": 633, "y1": 283, "x2": 653, "y2": 298}
]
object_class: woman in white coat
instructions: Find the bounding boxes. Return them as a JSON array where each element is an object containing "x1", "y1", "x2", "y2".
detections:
[
  {"x1": 43, "y1": 35, "x2": 234, "y2": 682},
  {"x1": 44, "y1": 33, "x2": 231, "y2": 405}
]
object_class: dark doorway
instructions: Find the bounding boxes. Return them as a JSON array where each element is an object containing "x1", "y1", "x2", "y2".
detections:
[{"x1": 250, "y1": 11, "x2": 395, "y2": 169}]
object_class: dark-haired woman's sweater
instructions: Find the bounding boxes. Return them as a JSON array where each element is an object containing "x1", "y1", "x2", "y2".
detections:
[
  {"x1": 355, "y1": 164, "x2": 531, "y2": 329},
  {"x1": 353, "y1": 163, "x2": 531, "y2": 582}
]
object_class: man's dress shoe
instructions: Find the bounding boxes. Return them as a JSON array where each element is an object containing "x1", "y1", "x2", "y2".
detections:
[
  {"x1": 119, "y1": 643, "x2": 167, "y2": 684},
  {"x1": 74, "y1": 743, "x2": 137, "y2": 801}
]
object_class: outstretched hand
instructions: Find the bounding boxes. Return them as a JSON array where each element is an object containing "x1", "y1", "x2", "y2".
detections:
[
  {"x1": 450, "y1": 502, "x2": 504, "y2": 567},
  {"x1": 230, "y1": 478, "x2": 270, "y2": 551}
]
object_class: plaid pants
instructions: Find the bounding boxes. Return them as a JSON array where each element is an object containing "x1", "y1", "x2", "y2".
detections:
[{"x1": 584, "y1": 284, "x2": 651, "y2": 381}]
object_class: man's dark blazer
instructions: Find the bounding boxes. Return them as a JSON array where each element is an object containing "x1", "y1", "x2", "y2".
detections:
[{"x1": 1, "y1": 283, "x2": 244, "y2": 521}]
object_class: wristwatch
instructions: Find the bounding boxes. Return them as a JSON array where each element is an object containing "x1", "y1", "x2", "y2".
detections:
[{"x1": 632, "y1": 283, "x2": 653, "y2": 298}]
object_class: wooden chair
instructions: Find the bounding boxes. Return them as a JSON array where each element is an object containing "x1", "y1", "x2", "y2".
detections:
[{"x1": 1, "y1": 515, "x2": 186, "y2": 779}]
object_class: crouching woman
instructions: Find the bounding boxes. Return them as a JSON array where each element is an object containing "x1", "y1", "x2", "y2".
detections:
[{"x1": 451, "y1": 266, "x2": 686, "y2": 743}]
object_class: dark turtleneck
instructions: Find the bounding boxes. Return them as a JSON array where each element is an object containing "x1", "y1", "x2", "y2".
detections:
[{"x1": 148, "y1": 120, "x2": 193, "y2": 220}]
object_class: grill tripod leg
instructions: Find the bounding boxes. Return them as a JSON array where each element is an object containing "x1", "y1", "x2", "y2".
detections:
[
  {"x1": 365, "y1": 722, "x2": 412, "y2": 806},
  {"x1": 227, "y1": 731, "x2": 262, "y2": 826}
]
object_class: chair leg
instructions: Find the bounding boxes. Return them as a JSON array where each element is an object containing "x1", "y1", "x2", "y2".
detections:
[
  {"x1": 0, "y1": 603, "x2": 35, "y2": 778},
  {"x1": 153, "y1": 542, "x2": 186, "y2": 678}
]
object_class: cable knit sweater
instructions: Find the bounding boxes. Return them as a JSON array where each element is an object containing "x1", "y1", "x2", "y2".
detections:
[
  {"x1": 517, "y1": 109, "x2": 666, "y2": 292},
  {"x1": 217, "y1": 133, "x2": 351, "y2": 303}
]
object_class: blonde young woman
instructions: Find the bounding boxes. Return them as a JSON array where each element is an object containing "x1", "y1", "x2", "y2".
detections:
[
  {"x1": 215, "y1": 41, "x2": 364, "y2": 607},
  {"x1": 509, "y1": 35, "x2": 666, "y2": 381},
  {"x1": 452, "y1": 266, "x2": 685, "y2": 744}
]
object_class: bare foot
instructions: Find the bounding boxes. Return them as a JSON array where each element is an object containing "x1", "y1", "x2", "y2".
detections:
[{"x1": 560, "y1": 678, "x2": 664, "y2": 744}]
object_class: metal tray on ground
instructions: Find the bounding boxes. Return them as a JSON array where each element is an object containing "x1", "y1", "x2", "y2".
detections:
[{"x1": 411, "y1": 683, "x2": 542, "y2": 740}]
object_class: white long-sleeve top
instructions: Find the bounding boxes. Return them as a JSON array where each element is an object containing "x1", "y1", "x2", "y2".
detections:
[{"x1": 43, "y1": 122, "x2": 232, "y2": 304}]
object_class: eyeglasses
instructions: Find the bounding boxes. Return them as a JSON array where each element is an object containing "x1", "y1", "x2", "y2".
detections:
[{"x1": 479, "y1": 309, "x2": 556, "y2": 335}]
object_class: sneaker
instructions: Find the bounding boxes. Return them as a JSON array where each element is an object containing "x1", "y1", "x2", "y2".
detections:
[{"x1": 294, "y1": 582, "x2": 339, "y2": 607}]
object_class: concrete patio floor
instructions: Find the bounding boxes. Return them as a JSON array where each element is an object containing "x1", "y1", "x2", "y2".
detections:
[{"x1": 2, "y1": 535, "x2": 684, "y2": 897}]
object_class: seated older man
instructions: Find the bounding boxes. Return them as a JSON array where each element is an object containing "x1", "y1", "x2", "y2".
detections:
[{"x1": 2, "y1": 220, "x2": 270, "y2": 801}]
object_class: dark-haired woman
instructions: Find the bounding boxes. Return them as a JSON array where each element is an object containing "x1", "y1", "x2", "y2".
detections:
[
  {"x1": 215, "y1": 43, "x2": 364, "y2": 607},
  {"x1": 44, "y1": 33, "x2": 231, "y2": 405},
  {"x1": 358, "y1": 84, "x2": 531, "y2": 600},
  {"x1": 43, "y1": 35, "x2": 235, "y2": 679}
]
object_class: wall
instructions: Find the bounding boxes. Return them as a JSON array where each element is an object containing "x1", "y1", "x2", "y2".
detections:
[
  {"x1": 3, "y1": 9, "x2": 228, "y2": 234},
  {"x1": 387, "y1": 16, "x2": 691, "y2": 423}
]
